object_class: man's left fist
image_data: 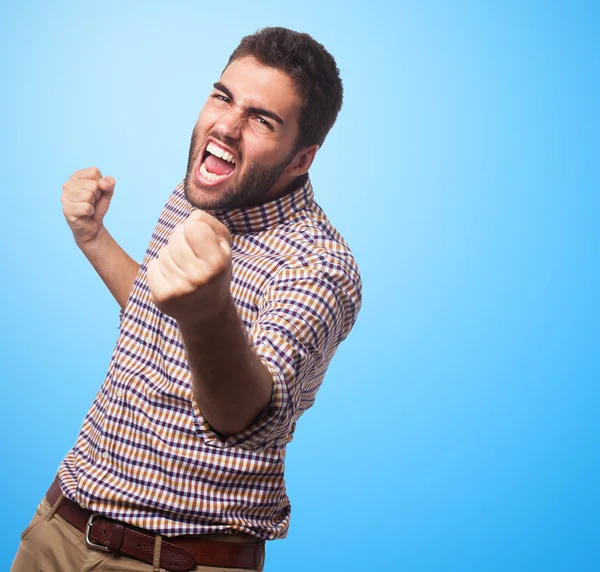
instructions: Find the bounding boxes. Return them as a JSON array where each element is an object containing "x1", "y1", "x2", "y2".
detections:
[{"x1": 147, "y1": 210, "x2": 232, "y2": 324}]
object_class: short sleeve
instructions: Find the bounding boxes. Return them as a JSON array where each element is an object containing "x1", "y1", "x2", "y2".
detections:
[{"x1": 195, "y1": 263, "x2": 361, "y2": 451}]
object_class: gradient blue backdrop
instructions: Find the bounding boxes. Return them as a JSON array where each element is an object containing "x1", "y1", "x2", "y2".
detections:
[{"x1": 1, "y1": 1, "x2": 598, "y2": 570}]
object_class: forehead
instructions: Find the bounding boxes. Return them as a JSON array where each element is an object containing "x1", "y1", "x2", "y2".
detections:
[{"x1": 219, "y1": 56, "x2": 301, "y2": 124}]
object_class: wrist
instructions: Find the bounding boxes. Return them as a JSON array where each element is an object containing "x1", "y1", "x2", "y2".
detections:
[
  {"x1": 75, "y1": 225, "x2": 109, "y2": 253},
  {"x1": 177, "y1": 290, "x2": 238, "y2": 339}
]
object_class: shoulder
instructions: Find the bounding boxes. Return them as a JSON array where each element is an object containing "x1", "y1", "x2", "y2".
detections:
[
  {"x1": 275, "y1": 199, "x2": 361, "y2": 293},
  {"x1": 256, "y1": 199, "x2": 362, "y2": 336}
]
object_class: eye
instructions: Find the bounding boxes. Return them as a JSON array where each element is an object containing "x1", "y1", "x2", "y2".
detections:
[
  {"x1": 254, "y1": 116, "x2": 274, "y2": 131},
  {"x1": 212, "y1": 93, "x2": 230, "y2": 104}
]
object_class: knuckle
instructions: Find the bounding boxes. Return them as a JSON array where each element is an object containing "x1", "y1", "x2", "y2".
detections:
[
  {"x1": 214, "y1": 260, "x2": 229, "y2": 277},
  {"x1": 188, "y1": 220, "x2": 206, "y2": 234},
  {"x1": 188, "y1": 268, "x2": 208, "y2": 286},
  {"x1": 151, "y1": 290, "x2": 165, "y2": 305}
]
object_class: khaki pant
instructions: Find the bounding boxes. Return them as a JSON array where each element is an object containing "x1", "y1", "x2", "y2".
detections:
[{"x1": 11, "y1": 497, "x2": 265, "y2": 572}]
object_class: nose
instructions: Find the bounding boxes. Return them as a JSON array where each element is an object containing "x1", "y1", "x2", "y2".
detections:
[{"x1": 214, "y1": 107, "x2": 243, "y2": 141}]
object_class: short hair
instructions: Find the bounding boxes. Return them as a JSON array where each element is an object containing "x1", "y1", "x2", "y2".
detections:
[{"x1": 225, "y1": 27, "x2": 343, "y2": 150}]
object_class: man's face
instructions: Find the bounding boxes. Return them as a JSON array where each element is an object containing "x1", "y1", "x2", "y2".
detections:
[{"x1": 184, "y1": 56, "x2": 303, "y2": 210}]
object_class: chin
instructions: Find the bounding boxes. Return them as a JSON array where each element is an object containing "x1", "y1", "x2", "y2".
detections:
[{"x1": 183, "y1": 176, "x2": 234, "y2": 211}]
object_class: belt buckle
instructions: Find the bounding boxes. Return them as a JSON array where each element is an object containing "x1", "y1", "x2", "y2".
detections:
[{"x1": 85, "y1": 513, "x2": 110, "y2": 552}]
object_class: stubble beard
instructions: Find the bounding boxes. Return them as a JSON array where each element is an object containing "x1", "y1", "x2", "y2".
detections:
[{"x1": 183, "y1": 127, "x2": 294, "y2": 211}]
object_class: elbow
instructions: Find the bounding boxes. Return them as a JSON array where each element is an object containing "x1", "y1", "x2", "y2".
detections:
[{"x1": 204, "y1": 404, "x2": 270, "y2": 438}]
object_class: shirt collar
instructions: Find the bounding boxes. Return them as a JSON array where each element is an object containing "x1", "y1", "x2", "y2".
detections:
[{"x1": 186, "y1": 175, "x2": 314, "y2": 235}]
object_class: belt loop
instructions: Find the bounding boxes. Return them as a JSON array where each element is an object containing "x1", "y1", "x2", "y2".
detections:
[
  {"x1": 45, "y1": 493, "x2": 64, "y2": 522},
  {"x1": 152, "y1": 534, "x2": 163, "y2": 572}
]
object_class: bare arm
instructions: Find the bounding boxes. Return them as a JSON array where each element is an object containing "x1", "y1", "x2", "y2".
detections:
[
  {"x1": 62, "y1": 166, "x2": 139, "y2": 310},
  {"x1": 177, "y1": 296, "x2": 273, "y2": 437},
  {"x1": 146, "y1": 210, "x2": 272, "y2": 437},
  {"x1": 76, "y1": 226, "x2": 139, "y2": 310}
]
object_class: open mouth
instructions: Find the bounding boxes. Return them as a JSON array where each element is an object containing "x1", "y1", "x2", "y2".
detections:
[{"x1": 196, "y1": 139, "x2": 237, "y2": 186}]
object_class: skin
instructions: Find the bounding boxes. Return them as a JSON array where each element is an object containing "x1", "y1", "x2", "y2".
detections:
[
  {"x1": 61, "y1": 168, "x2": 138, "y2": 310},
  {"x1": 183, "y1": 56, "x2": 318, "y2": 210},
  {"x1": 61, "y1": 56, "x2": 320, "y2": 437}
]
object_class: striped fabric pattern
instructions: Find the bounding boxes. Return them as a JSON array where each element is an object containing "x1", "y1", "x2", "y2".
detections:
[{"x1": 57, "y1": 177, "x2": 362, "y2": 540}]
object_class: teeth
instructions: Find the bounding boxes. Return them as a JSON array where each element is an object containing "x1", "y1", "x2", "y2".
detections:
[
  {"x1": 207, "y1": 142, "x2": 223, "y2": 159},
  {"x1": 200, "y1": 160, "x2": 230, "y2": 182},
  {"x1": 206, "y1": 141, "x2": 235, "y2": 164}
]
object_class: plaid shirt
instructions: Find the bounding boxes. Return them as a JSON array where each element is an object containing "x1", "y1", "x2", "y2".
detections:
[{"x1": 57, "y1": 177, "x2": 362, "y2": 540}]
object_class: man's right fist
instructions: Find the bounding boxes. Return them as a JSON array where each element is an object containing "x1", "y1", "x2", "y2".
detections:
[{"x1": 61, "y1": 167, "x2": 115, "y2": 245}]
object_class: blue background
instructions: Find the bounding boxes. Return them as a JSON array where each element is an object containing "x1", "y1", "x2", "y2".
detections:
[{"x1": 1, "y1": 0, "x2": 598, "y2": 570}]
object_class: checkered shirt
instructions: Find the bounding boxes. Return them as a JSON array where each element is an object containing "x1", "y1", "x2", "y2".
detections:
[{"x1": 57, "y1": 177, "x2": 362, "y2": 539}]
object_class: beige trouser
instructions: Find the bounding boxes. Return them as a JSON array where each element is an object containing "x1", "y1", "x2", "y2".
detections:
[{"x1": 11, "y1": 496, "x2": 265, "y2": 572}]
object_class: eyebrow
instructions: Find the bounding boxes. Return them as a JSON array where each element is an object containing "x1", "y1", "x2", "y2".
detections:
[{"x1": 213, "y1": 82, "x2": 284, "y2": 126}]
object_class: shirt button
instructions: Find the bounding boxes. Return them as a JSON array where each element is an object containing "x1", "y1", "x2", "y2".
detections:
[
  {"x1": 116, "y1": 389, "x2": 123, "y2": 398},
  {"x1": 145, "y1": 335, "x2": 152, "y2": 344},
  {"x1": 80, "y1": 501, "x2": 87, "y2": 509},
  {"x1": 102, "y1": 451, "x2": 110, "y2": 460}
]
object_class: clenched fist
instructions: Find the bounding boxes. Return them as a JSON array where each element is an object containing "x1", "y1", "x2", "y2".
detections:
[
  {"x1": 147, "y1": 210, "x2": 232, "y2": 324},
  {"x1": 61, "y1": 167, "x2": 115, "y2": 244}
]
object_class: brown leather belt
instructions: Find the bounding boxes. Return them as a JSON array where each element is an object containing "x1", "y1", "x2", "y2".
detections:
[{"x1": 46, "y1": 477, "x2": 264, "y2": 571}]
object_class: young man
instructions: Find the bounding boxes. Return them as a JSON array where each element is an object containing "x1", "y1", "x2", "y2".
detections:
[{"x1": 12, "y1": 27, "x2": 362, "y2": 571}]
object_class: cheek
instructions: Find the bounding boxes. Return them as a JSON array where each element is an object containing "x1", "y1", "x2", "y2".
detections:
[
  {"x1": 242, "y1": 136, "x2": 283, "y2": 167},
  {"x1": 196, "y1": 106, "x2": 220, "y2": 134}
]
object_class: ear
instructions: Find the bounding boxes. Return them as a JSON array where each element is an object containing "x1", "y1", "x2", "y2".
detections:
[{"x1": 284, "y1": 144, "x2": 319, "y2": 177}]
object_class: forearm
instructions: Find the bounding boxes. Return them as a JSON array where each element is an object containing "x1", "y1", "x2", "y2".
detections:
[
  {"x1": 76, "y1": 225, "x2": 139, "y2": 310},
  {"x1": 178, "y1": 296, "x2": 273, "y2": 437}
]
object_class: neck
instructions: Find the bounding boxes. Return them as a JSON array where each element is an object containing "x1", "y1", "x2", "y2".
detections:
[{"x1": 266, "y1": 173, "x2": 308, "y2": 203}]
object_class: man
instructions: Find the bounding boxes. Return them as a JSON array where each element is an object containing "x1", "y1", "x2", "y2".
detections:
[{"x1": 12, "y1": 27, "x2": 361, "y2": 571}]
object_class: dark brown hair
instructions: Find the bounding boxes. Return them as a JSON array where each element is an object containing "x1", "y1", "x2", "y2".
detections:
[{"x1": 225, "y1": 27, "x2": 343, "y2": 150}]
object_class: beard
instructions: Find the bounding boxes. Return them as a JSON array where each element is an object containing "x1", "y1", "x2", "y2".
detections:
[{"x1": 183, "y1": 126, "x2": 295, "y2": 211}]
